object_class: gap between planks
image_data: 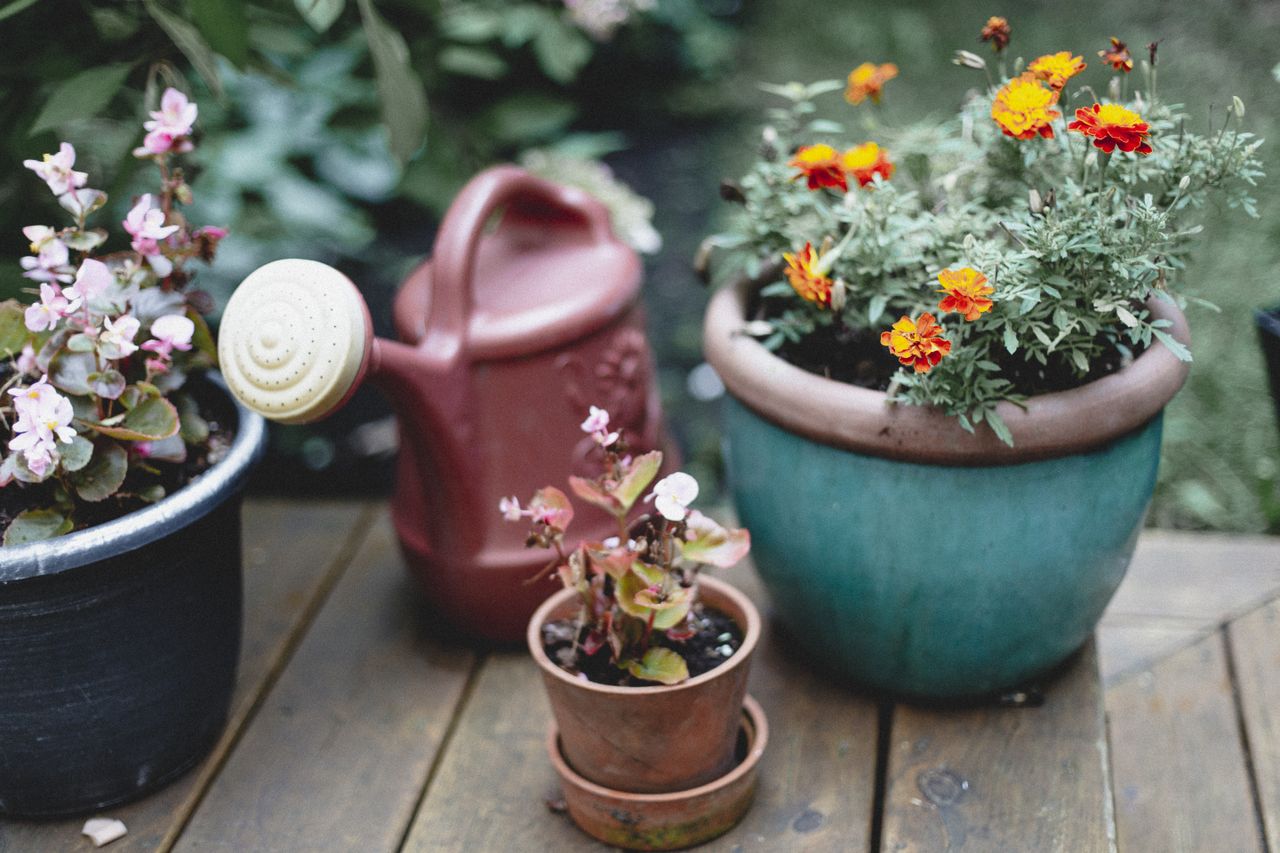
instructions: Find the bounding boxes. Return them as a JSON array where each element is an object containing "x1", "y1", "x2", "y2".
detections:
[{"x1": 156, "y1": 501, "x2": 380, "y2": 852}]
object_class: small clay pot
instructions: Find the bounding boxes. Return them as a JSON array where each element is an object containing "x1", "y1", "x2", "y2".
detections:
[
  {"x1": 550, "y1": 695, "x2": 768, "y2": 851},
  {"x1": 527, "y1": 574, "x2": 760, "y2": 794}
]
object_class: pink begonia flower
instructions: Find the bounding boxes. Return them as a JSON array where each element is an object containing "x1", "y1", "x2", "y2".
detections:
[
  {"x1": 22, "y1": 143, "x2": 88, "y2": 196},
  {"x1": 133, "y1": 88, "x2": 197, "y2": 157},
  {"x1": 145, "y1": 357, "x2": 169, "y2": 375},
  {"x1": 19, "y1": 232, "x2": 72, "y2": 283},
  {"x1": 8, "y1": 375, "x2": 61, "y2": 412},
  {"x1": 196, "y1": 225, "x2": 228, "y2": 241},
  {"x1": 16, "y1": 344, "x2": 37, "y2": 376},
  {"x1": 98, "y1": 314, "x2": 140, "y2": 360},
  {"x1": 498, "y1": 496, "x2": 524, "y2": 521},
  {"x1": 9, "y1": 379, "x2": 76, "y2": 477},
  {"x1": 24, "y1": 282, "x2": 71, "y2": 332},
  {"x1": 141, "y1": 313, "x2": 194, "y2": 360},
  {"x1": 649, "y1": 472, "x2": 699, "y2": 522},
  {"x1": 579, "y1": 405, "x2": 619, "y2": 447},
  {"x1": 123, "y1": 195, "x2": 178, "y2": 277},
  {"x1": 64, "y1": 258, "x2": 113, "y2": 306}
]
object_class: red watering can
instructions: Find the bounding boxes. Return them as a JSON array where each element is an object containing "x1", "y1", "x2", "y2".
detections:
[{"x1": 218, "y1": 166, "x2": 675, "y2": 642}]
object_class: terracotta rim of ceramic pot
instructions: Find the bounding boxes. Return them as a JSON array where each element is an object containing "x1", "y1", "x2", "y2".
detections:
[
  {"x1": 548, "y1": 695, "x2": 767, "y2": 851},
  {"x1": 703, "y1": 276, "x2": 1192, "y2": 465},
  {"x1": 527, "y1": 574, "x2": 761, "y2": 697}
]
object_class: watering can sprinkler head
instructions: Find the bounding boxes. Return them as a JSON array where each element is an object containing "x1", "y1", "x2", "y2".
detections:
[{"x1": 218, "y1": 259, "x2": 374, "y2": 425}]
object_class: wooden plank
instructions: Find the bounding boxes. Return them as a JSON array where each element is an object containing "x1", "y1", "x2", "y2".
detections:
[
  {"x1": 880, "y1": 641, "x2": 1114, "y2": 853},
  {"x1": 0, "y1": 499, "x2": 371, "y2": 853},
  {"x1": 172, "y1": 511, "x2": 477, "y2": 853},
  {"x1": 1107, "y1": 631, "x2": 1264, "y2": 853},
  {"x1": 1227, "y1": 600, "x2": 1280, "y2": 851},
  {"x1": 1096, "y1": 620, "x2": 1209, "y2": 686},
  {"x1": 402, "y1": 559, "x2": 881, "y2": 852},
  {"x1": 1106, "y1": 532, "x2": 1280, "y2": 624}
]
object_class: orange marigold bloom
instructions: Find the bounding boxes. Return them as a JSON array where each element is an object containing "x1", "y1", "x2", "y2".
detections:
[
  {"x1": 979, "y1": 16, "x2": 1011, "y2": 52},
  {"x1": 783, "y1": 243, "x2": 834, "y2": 307},
  {"x1": 1028, "y1": 51, "x2": 1087, "y2": 91},
  {"x1": 842, "y1": 142, "x2": 894, "y2": 187},
  {"x1": 937, "y1": 267, "x2": 995, "y2": 321},
  {"x1": 1098, "y1": 37, "x2": 1133, "y2": 72},
  {"x1": 1068, "y1": 103, "x2": 1153, "y2": 155},
  {"x1": 789, "y1": 143, "x2": 847, "y2": 191},
  {"x1": 991, "y1": 73, "x2": 1061, "y2": 140},
  {"x1": 880, "y1": 313, "x2": 952, "y2": 373},
  {"x1": 845, "y1": 62, "x2": 898, "y2": 105}
]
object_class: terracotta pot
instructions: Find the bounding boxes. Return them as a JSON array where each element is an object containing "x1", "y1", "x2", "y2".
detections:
[
  {"x1": 703, "y1": 276, "x2": 1192, "y2": 697},
  {"x1": 527, "y1": 574, "x2": 760, "y2": 793},
  {"x1": 550, "y1": 695, "x2": 767, "y2": 851}
]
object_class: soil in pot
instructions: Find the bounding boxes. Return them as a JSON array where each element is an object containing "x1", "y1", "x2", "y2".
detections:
[
  {"x1": 755, "y1": 291, "x2": 1141, "y2": 395},
  {"x1": 541, "y1": 602, "x2": 743, "y2": 687},
  {"x1": 0, "y1": 374, "x2": 236, "y2": 536}
]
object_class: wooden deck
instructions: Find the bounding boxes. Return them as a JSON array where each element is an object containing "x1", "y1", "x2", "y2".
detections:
[{"x1": 2, "y1": 500, "x2": 1278, "y2": 852}]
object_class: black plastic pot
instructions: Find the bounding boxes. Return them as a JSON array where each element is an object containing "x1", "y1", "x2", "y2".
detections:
[
  {"x1": 0, "y1": 378, "x2": 265, "y2": 818},
  {"x1": 1258, "y1": 307, "x2": 1280, "y2": 428}
]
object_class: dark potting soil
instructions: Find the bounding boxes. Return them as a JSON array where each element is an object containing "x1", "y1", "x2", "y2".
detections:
[
  {"x1": 763, "y1": 304, "x2": 1141, "y2": 397},
  {"x1": 0, "y1": 376, "x2": 236, "y2": 536},
  {"x1": 542, "y1": 604, "x2": 744, "y2": 687}
]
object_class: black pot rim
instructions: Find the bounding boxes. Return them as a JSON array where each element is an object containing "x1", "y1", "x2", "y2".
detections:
[
  {"x1": 1256, "y1": 306, "x2": 1280, "y2": 337},
  {"x1": 0, "y1": 373, "x2": 266, "y2": 580}
]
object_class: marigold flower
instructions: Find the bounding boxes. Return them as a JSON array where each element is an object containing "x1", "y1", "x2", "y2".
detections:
[
  {"x1": 1068, "y1": 103, "x2": 1153, "y2": 155},
  {"x1": 979, "y1": 16, "x2": 1011, "y2": 52},
  {"x1": 845, "y1": 62, "x2": 898, "y2": 105},
  {"x1": 991, "y1": 73, "x2": 1061, "y2": 140},
  {"x1": 937, "y1": 267, "x2": 995, "y2": 321},
  {"x1": 842, "y1": 142, "x2": 894, "y2": 187},
  {"x1": 783, "y1": 243, "x2": 834, "y2": 307},
  {"x1": 880, "y1": 313, "x2": 952, "y2": 373},
  {"x1": 1098, "y1": 37, "x2": 1133, "y2": 72},
  {"x1": 789, "y1": 143, "x2": 847, "y2": 191},
  {"x1": 1028, "y1": 51, "x2": 1086, "y2": 91}
]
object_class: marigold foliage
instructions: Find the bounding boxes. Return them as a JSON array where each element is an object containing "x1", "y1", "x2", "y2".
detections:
[{"x1": 711, "y1": 56, "x2": 1264, "y2": 445}]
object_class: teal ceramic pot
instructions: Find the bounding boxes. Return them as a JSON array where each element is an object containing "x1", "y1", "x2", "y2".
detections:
[{"x1": 704, "y1": 279, "x2": 1191, "y2": 699}]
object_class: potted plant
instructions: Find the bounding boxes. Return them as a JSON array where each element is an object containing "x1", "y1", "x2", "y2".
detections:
[
  {"x1": 701, "y1": 25, "x2": 1264, "y2": 698},
  {"x1": 510, "y1": 406, "x2": 763, "y2": 851},
  {"x1": 0, "y1": 89, "x2": 266, "y2": 816}
]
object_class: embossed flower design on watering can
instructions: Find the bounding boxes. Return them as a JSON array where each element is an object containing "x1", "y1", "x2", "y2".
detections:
[{"x1": 218, "y1": 165, "x2": 677, "y2": 642}]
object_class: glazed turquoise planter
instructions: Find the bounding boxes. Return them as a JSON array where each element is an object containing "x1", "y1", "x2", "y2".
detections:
[
  {"x1": 725, "y1": 398, "x2": 1159, "y2": 697},
  {"x1": 704, "y1": 279, "x2": 1191, "y2": 699}
]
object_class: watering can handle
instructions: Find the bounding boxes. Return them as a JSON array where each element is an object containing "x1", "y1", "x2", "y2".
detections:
[{"x1": 422, "y1": 165, "x2": 615, "y2": 367}]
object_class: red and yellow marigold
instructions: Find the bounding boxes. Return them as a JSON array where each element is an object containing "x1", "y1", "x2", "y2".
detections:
[
  {"x1": 937, "y1": 267, "x2": 994, "y2": 321},
  {"x1": 880, "y1": 313, "x2": 952, "y2": 373},
  {"x1": 1028, "y1": 51, "x2": 1087, "y2": 91},
  {"x1": 991, "y1": 73, "x2": 1061, "y2": 140},
  {"x1": 979, "y1": 16, "x2": 1011, "y2": 52},
  {"x1": 845, "y1": 62, "x2": 898, "y2": 105},
  {"x1": 1098, "y1": 37, "x2": 1133, "y2": 72},
  {"x1": 842, "y1": 142, "x2": 894, "y2": 187},
  {"x1": 1068, "y1": 103, "x2": 1153, "y2": 155},
  {"x1": 789, "y1": 143, "x2": 847, "y2": 191},
  {"x1": 783, "y1": 243, "x2": 834, "y2": 307}
]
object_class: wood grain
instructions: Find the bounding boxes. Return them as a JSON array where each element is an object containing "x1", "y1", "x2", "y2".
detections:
[
  {"x1": 1106, "y1": 532, "x2": 1280, "y2": 624},
  {"x1": 880, "y1": 641, "x2": 1114, "y2": 853},
  {"x1": 1108, "y1": 631, "x2": 1264, "y2": 853},
  {"x1": 172, "y1": 510, "x2": 476, "y2": 853},
  {"x1": 0, "y1": 499, "x2": 371, "y2": 853},
  {"x1": 1096, "y1": 620, "x2": 1209, "y2": 686},
  {"x1": 1227, "y1": 600, "x2": 1280, "y2": 851}
]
